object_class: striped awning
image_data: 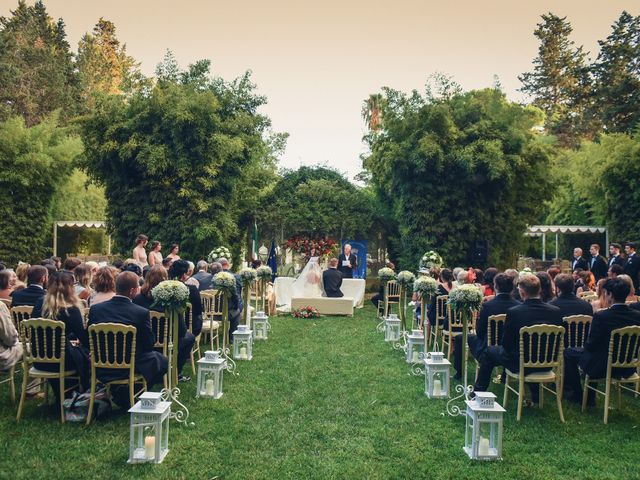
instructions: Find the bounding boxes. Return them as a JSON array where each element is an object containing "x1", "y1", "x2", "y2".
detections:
[
  {"x1": 55, "y1": 221, "x2": 106, "y2": 228},
  {"x1": 526, "y1": 225, "x2": 606, "y2": 236}
]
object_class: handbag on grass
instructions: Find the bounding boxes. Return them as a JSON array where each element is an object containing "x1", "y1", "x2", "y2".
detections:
[{"x1": 63, "y1": 389, "x2": 111, "y2": 422}]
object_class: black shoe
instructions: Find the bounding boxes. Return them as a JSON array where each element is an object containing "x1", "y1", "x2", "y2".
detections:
[{"x1": 178, "y1": 374, "x2": 191, "y2": 382}]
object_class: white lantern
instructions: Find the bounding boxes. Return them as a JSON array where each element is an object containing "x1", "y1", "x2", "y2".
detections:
[
  {"x1": 252, "y1": 311, "x2": 270, "y2": 340},
  {"x1": 424, "y1": 352, "x2": 451, "y2": 398},
  {"x1": 196, "y1": 350, "x2": 226, "y2": 399},
  {"x1": 464, "y1": 392, "x2": 505, "y2": 460},
  {"x1": 384, "y1": 314, "x2": 401, "y2": 342},
  {"x1": 232, "y1": 324, "x2": 253, "y2": 360},
  {"x1": 128, "y1": 392, "x2": 171, "y2": 464},
  {"x1": 406, "y1": 329, "x2": 425, "y2": 363}
]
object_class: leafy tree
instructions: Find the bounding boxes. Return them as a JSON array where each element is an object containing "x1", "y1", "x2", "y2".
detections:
[
  {"x1": 0, "y1": 1, "x2": 78, "y2": 126},
  {"x1": 0, "y1": 114, "x2": 82, "y2": 264},
  {"x1": 50, "y1": 169, "x2": 107, "y2": 221},
  {"x1": 363, "y1": 87, "x2": 552, "y2": 269}
]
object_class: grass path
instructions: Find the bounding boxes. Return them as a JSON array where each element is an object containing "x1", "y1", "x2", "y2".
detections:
[{"x1": 1, "y1": 306, "x2": 639, "y2": 479}]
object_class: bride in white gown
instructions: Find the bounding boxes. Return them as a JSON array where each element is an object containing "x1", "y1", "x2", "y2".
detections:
[{"x1": 291, "y1": 256, "x2": 325, "y2": 298}]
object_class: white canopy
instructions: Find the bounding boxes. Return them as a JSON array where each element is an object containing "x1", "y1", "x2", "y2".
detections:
[{"x1": 525, "y1": 225, "x2": 608, "y2": 261}]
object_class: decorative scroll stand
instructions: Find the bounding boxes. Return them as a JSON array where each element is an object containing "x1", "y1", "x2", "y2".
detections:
[
  {"x1": 220, "y1": 292, "x2": 238, "y2": 376},
  {"x1": 445, "y1": 308, "x2": 474, "y2": 417},
  {"x1": 410, "y1": 295, "x2": 431, "y2": 376},
  {"x1": 393, "y1": 285, "x2": 409, "y2": 352}
]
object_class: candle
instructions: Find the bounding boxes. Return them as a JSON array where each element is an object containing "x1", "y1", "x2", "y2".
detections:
[
  {"x1": 478, "y1": 437, "x2": 490, "y2": 456},
  {"x1": 205, "y1": 379, "x2": 215, "y2": 396},
  {"x1": 256, "y1": 329, "x2": 263, "y2": 339},
  {"x1": 412, "y1": 351, "x2": 419, "y2": 363},
  {"x1": 144, "y1": 436, "x2": 155, "y2": 460},
  {"x1": 432, "y1": 379, "x2": 442, "y2": 396},
  {"x1": 240, "y1": 346, "x2": 248, "y2": 359}
]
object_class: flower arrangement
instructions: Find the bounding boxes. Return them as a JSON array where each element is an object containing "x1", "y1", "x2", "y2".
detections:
[
  {"x1": 396, "y1": 270, "x2": 415, "y2": 287},
  {"x1": 378, "y1": 267, "x2": 396, "y2": 283},
  {"x1": 413, "y1": 275, "x2": 438, "y2": 297},
  {"x1": 151, "y1": 280, "x2": 190, "y2": 310},
  {"x1": 239, "y1": 267, "x2": 257, "y2": 286},
  {"x1": 292, "y1": 306, "x2": 320, "y2": 319},
  {"x1": 213, "y1": 271, "x2": 237, "y2": 295},
  {"x1": 284, "y1": 235, "x2": 337, "y2": 259},
  {"x1": 448, "y1": 284, "x2": 483, "y2": 314},
  {"x1": 419, "y1": 250, "x2": 443, "y2": 270},
  {"x1": 207, "y1": 246, "x2": 231, "y2": 263},
  {"x1": 256, "y1": 265, "x2": 273, "y2": 280}
]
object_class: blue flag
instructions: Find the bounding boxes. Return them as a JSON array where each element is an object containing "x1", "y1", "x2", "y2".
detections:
[{"x1": 267, "y1": 239, "x2": 278, "y2": 282}]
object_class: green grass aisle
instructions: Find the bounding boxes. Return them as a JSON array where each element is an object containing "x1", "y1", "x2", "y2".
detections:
[{"x1": 1, "y1": 306, "x2": 639, "y2": 479}]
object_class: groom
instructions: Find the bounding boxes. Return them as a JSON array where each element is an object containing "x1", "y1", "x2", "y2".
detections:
[
  {"x1": 338, "y1": 243, "x2": 357, "y2": 278},
  {"x1": 323, "y1": 258, "x2": 344, "y2": 297}
]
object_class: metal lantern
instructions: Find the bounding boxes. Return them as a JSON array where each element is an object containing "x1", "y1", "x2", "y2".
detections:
[
  {"x1": 128, "y1": 392, "x2": 171, "y2": 464},
  {"x1": 232, "y1": 324, "x2": 253, "y2": 360},
  {"x1": 252, "y1": 311, "x2": 270, "y2": 340},
  {"x1": 424, "y1": 352, "x2": 451, "y2": 398},
  {"x1": 196, "y1": 350, "x2": 226, "y2": 399},
  {"x1": 406, "y1": 329, "x2": 425, "y2": 363},
  {"x1": 464, "y1": 392, "x2": 505, "y2": 460},
  {"x1": 384, "y1": 314, "x2": 401, "y2": 342}
]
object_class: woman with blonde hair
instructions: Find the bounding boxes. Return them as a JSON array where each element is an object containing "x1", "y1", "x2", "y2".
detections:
[
  {"x1": 591, "y1": 278, "x2": 609, "y2": 311},
  {"x1": 617, "y1": 275, "x2": 638, "y2": 303},
  {"x1": 73, "y1": 263, "x2": 93, "y2": 302},
  {"x1": 15, "y1": 262, "x2": 29, "y2": 290}
]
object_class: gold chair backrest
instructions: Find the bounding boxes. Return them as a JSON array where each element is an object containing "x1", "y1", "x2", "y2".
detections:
[
  {"x1": 210, "y1": 290, "x2": 224, "y2": 317},
  {"x1": 20, "y1": 318, "x2": 66, "y2": 365},
  {"x1": 563, "y1": 315, "x2": 592, "y2": 349},
  {"x1": 607, "y1": 326, "x2": 640, "y2": 369},
  {"x1": 518, "y1": 324, "x2": 565, "y2": 369},
  {"x1": 87, "y1": 323, "x2": 137, "y2": 379},
  {"x1": 446, "y1": 305, "x2": 468, "y2": 329},
  {"x1": 11, "y1": 305, "x2": 33, "y2": 332},
  {"x1": 81, "y1": 307, "x2": 90, "y2": 330},
  {"x1": 201, "y1": 291, "x2": 215, "y2": 318},
  {"x1": 486, "y1": 314, "x2": 507, "y2": 347},
  {"x1": 185, "y1": 302, "x2": 193, "y2": 333},
  {"x1": 149, "y1": 311, "x2": 169, "y2": 354},
  {"x1": 386, "y1": 281, "x2": 400, "y2": 300},
  {"x1": 436, "y1": 295, "x2": 448, "y2": 321}
]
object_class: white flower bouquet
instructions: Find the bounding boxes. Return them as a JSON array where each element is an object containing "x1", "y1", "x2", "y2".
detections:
[
  {"x1": 448, "y1": 284, "x2": 483, "y2": 313},
  {"x1": 151, "y1": 280, "x2": 190, "y2": 310},
  {"x1": 207, "y1": 246, "x2": 232, "y2": 263},
  {"x1": 239, "y1": 267, "x2": 257, "y2": 286},
  {"x1": 378, "y1": 267, "x2": 396, "y2": 283},
  {"x1": 419, "y1": 250, "x2": 443, "y2": 269},
  {"x1": 396, "y1": 270, "x2": 415, "y2": 287},
  {"x1": 413, "y1": 275, "x2": 438, "y2": 297},
  {"x1": 214, "y1": 271, "x2": 237, "y2": 295},
  {"x1": 256, "y1": 265, "x2": 273, "y2": 280}
]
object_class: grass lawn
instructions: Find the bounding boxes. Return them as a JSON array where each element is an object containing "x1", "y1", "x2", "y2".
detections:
[{"x1": 1, "y1": 305, "x2": 639, "y2": 479}]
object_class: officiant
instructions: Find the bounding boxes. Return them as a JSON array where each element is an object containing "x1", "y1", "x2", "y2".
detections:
[{"x1": 338, "y1": 243, "x2": 357, "y2": 279}]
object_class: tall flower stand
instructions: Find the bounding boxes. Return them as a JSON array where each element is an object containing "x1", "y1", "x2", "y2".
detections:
[
  {"x1": 376, "y1": 279, "x2": 392, "y2": 333},
  {"x1": 219, "y1": 292, "x2": 238, "y2": 376}
]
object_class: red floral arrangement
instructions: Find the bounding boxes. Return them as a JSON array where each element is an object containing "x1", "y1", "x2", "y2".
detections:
[
  {"x1": 284, "y1": 235, "x2": 337, "y2": 259},
  {"x1": 292, "y1": 306, "x2": 321, "y2": 318}
]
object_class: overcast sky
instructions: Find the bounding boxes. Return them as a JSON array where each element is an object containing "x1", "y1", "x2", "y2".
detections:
[{"x1": 2, "y1": 1, "x2": 638, "y2": 180}]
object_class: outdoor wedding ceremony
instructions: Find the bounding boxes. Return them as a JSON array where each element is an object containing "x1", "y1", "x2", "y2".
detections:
[{"x1": 1, "y1": 0, "x2": 640, "y2": 479}]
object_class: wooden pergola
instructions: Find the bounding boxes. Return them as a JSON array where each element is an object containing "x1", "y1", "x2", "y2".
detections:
[
  {"x1": 526, "y1": 225, "x2": 608, "y2": 261},
  {"x1": 52, "y1": 221, "x2": 111, "y2": 257}
]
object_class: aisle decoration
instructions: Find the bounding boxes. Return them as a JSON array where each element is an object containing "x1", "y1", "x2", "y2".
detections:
[
  {"x1": 376, "y1": 267, "x2": 396, "y2": 331},
  {"x1": 196, "y1": 350, "x2": 226, "y2": 399},
  {"x1": 395, "y1": 270, "x2": 415, "y2": 347},
  {"x1": 207, "y1": 246, "x2": 232, "y2": 263},
  {"x1": 232, "y1": 325, "x2": 253, "y2": 361},
  {"x1": 384, "y1": 313, "x2": 401, "y2": 342},
  {"x1": 256, "y1": 265, "x2": 273, "y2": 311},
  {"x1": 292, "y1": 306, "x2": 320, "y2": 319},
  {"x1": 414, "y1": 275, "x2": 438, "y2": 355},
  {"x1": 252, "y1": 311, "x2": 270, "y2": 340},
  {"x1": 406, "y1": 329, "x2": 425, "y2": 364},
  {"x1": 239, "y1": 267, "x2": 257, "y2": 324},
  {"x1": 424, "y1": 352, "x2": 451, "y2": 399},
  {"x1": 213, "y1": 271, "x2": 240, "y2": 374},
  {"x1": 464, "y1": 392, "x2": 505, "y2": 460},
  {"x1": 419, "y1": 250, "x2": 443, "y2": 270},
  {"x1": 128, "y1": 392, "x2": 171, "y2": 464},
  {"x1": 378, "y1": 267, "x2": 396, "y2": 283},
  {"x1": 151, "y1": 280, "x2": 192, "y2": 425},
  {"x1": 445, "y1": 284, "x2": 483, "y2": 416}
]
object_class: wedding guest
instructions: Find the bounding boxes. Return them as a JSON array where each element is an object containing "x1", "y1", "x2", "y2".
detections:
[
  {"x1": 123, "y1": 262, "x2": 143, "y2": 281},
  {"x1": 504, "y1": 269, "x2": 521, "y2": 301},
  {"x1": 590, "y1": 279, "x2": 609, "y2": 311},
  {"x1": 73, "y1": 263, "x2": 93, "y2": 302},
  {"x1": 0, "y1": 271, "x2": 13, "y2": 301},
  {"x1": 451, "y1": 267, "x2": 464, "y2": 288},
  {"x1": 89, "y1": 266, "x2": 118, "y2": 306},
  {"x1": 32, "y1": 271, "x2": 90, "y2": 394},
  {"x1": 251, "y1": 260, "x2": 262, "y2": 269},
  {"x1": 563, "y1": 278, "x2": 640, "y2": 405},
  {"x1": 571, "y1": 248, "x2": 588, "y2": 271},
  {"x1": 132, "y1": 234, "x2": 149, "y2": 267},
  {"x1": 474, "y1": 275, "x2": 563, "y2": 404},
  {"x1": 322, "y1": 258, "x2": 344, "y2": 298},
  {"x1": 575, "y1": 270, "x2": 596, "y2": 294},
  {"x1": 11, "y1": 265, "x2": 48, "y2": 307},
  {"x1": 549, "y1": 274, "x2": 593, "y2": 317},
  {"x1": 426, "y1": 268, "x2": 454, "y2": 327},
  {"x1": 15, "y1": 262, "x2": 30, "y2": 289},
  {"x1": 133, "y1": 265, "x2": 167, "y2": 310},
  {"x1": 623, "y1": 242, "x2": 639, "y2": 294},
  {"x1": 429, "y1": 266, "x2": 441, "y2": 280},
  {"x1": 608, "y1": 264, "x2": 624, "y2": 278},
  {"x1": 588, "y1": 244, "x2": 608, "y2": 282},
  {"x1": 210, "y1": 262, "x2": 223, "y2": 275},
  {"x1": 337, "y1": 244, "x2": 357, "y2": 279},
  {"x1": 167, "y1": 244, "x2": 181, "y2": 261},
  {"x1": 546, "y1": 266, "x2": 561, "y2": 281},
  {"x1": 192, "y1": 261, "x2": 213, "y2": 291},
  {"x1": 162, "y1": 257, "x2": 173, "y2": 269},
  {"x1": 112, "y1": 259, "x2": 125, "y2": 271},
  {"x1": 0, "y1": 302, "x2": 22, "y2": 372},
  {"x1": 217, "y1": 258, "x2": 242, "y2": 340},
  {"x1": 85, "y1": 261, "x2": 99, "y2": 278},
  {"x1": 50, "y1": 256, "x2": 62, "y2": 271},
  {"x1": 617, "y1": 275, "x2": 637, "y2": 303},
  {"x1": 482, "y1": 268, "x2": 498, "y2": 296},
  {"x1": 148, "y1": 241, "x2": 163, "y2": 267},
  {"x1": 184, "y1": 261, "x2": 199, "y2": 288},
  {"x1": 62, "y1": 257, "x2": 82, "y2": 273},
  {"x1": 537, "y1": 271, "x2": 556, "y2": 302},
  {"x1": 608, "y1": 243, "x2": 625, "y2": 267}
]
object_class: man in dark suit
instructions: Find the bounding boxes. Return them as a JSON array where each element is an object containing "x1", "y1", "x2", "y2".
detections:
[
  {"x1": 453, "y1": 273, "x2": 520, "y2": 378},
  {"x1": 192, "y1": 260, "x2": 213, "y2": 291},
  {"x1": 571, "y1": 248, "x2": 589, "y2": 272},
  {"x1": 623, "y1": 242, "x2": 640, "y2": 294},
  {"x1": 11, "y1": 265, "x2": 48, "y2": 307},
  {"x1": 588, "y1": 244, "x2": 608, "y2": 282},
  {"x1": 218, "y1": 257, "x2": 242, "y2": 341},
  {"x1": 608, "y1": 243, "x2": 625, "y2": 268},
  {"x1": 564, "y1": 278, "x2": 640, "y2": 404},
  {"x1": 322, "y1": 258, "x2": 344, "y2": 298},
  {"x1": 337, "y1": 243, "x2": 357, "y2": 279},
  {"x1": 549, "y1": 274, "x2": 593, "y2": 318},
  {"x1": 88, "y1": 272, "x2": 168, "y2": 407},
  {"x1": 474, "y1": 274, "x2": 563, "y2": 403}
]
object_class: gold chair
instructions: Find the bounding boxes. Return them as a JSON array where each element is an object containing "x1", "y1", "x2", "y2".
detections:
[
  {"x1": 503, "y1": 324, "x2": 565, "y2": 422},
  {"x1": 200, "y1": 290, "x2": 222, "y2": 350},
  {"x1": 81, "y1": 307, "x2": 90, "y2": 330},
  {"x1": 427, "y1": 295, "x2": 448, "y2": 351},
  {"x1": 184, "y1": 302, "x2": 200, "y2": 375},
  {"x1": 149, "y1": 311, "x2": 169, "y2": 388},
  {"x1": 0, "y1": 365, "x2": 16, "y2": 403},
  {"x1": 17, "y1": 318, "x2": 80, "y2": 423},
  {"x1": 475, "y1": 314, "x2": 507, "y2": 379},
  {"x1": 86, "y1": 323, "x2": 147, "y2": 425},
  {"x1": 10, "y1": 305, "x2": 33, "y2": 334},
  {"x1": 441, "y1": 305, "x2": 471, "y2": 360},
  {"x1": 582, "y1": 326, "x2": 640, "y2": 424},
  {"x1": 378, "y1": 281, "x2": 400, "y2": 318},
  {"x1": 562, "y1": 315, "x2": 592, "y2": 349}
]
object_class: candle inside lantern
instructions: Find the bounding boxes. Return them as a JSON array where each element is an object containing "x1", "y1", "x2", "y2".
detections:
[
  {"x1": 432, "y1": 379, "x2": 442, "y2": 396},
  {"x1": 478, "y1": 437, "x2": 490, "y2": 456},
  {"x1": 256, "y1": 329, "x2": 263, "y2": 339},
  {"x1": 239, "y1": 346, "x2": 248, "y2": 359},
  {"x1": 412, "y1": 351, "x2": 419, "y2": 363},
  {"x1": 205, "y1": 379, "x2": 215, "y2": 396},
  {"x1": 144, "y1": 436, "x2": 155, "y2": 460}
]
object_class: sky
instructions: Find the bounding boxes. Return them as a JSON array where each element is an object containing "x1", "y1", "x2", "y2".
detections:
[{"x1": 2, "y1": 0, "x2": 639, "y2": 180}]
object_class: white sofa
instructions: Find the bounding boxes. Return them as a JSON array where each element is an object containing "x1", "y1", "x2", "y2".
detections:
[{"x1": 291, "y1": 296, "x2": 354, "y2": 316}]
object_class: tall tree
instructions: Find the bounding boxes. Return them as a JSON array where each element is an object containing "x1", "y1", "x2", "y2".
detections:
[
  {"x1": 0, "y1": 1, "x2": 78, "y2": 126},
  {"x1": 590, "y1": 11, "x2": 640, "y2": 134},
  {"x1": 519, "y1": 13, "x2": 592, "y2": 145}
]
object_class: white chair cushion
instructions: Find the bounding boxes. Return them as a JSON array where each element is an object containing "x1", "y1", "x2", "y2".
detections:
[
  {"x1": 506, "y1": 368, "x2": 556, "y2": 382},
  {"x1": 29, "y1": 367, "x2": 76, "y2": 378},
  {"x1": 201, "y1": 320, "x2": 220, "y2": 331}
]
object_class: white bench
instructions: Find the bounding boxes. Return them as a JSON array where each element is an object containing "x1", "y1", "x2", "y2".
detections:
[{"x1": 291, "y1": 296, "x2": 354, "y2": 316}]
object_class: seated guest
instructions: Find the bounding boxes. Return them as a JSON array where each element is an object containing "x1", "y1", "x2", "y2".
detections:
[
  {"x1": 162, "y1": 257, "x2": 173, "y2": 269},
  {"x1": 210, "y1": 262, "x2": 223, "y2": 276},
  {"x1": 453, "y1": 273, "x2": 520, "y2": 378},
  {"x1": 322, "y1": 258, "x2": 344, "y2": 298},
  {"x1": 88, "y1": 272, "x2": 168, "y2": 407},
  {"x1": 0, "y1": 302, "x2": 23, "y2": 372},
  {"x1": 617, "y1": 274, "x2": 637, "y2": 303},
  {"x1": 426, "y1": 268, "x2": 453, "y2": 327},
  {"x1": 504, "y1": 269, "x2": 521, "y2": 301},
  {"x1": 62, "y1": 257, "x2": 82, "y2": 273},
  {"x1": 482, "y1": 268, "x2": 498, "y2": 297},
  {"x1": 49, "y1": 256, "x2": 62, "y2": 271},
  {"x1": 371, "y1": 262, "x2": 395, "y2": 309},
  {"x1": 32, "y1": 271, "x2": 90, "y2": 394},
  {"x1": 192, "y1": 260, "x2": 213, "y2": 291},
  {"x1": 112, "y1": 259, "x2": 125, "y2": 271},
  {"x1": 608, "y1": 264, "x2": 624, "y2": 279},
  {"x1": 89, "y1": 266, "x2": 118, "y2": 306},
  {"x1": 184, "y1": 261, "x2": 199, "y2": 288},
  {"x1": 474, "y1": 275, "x2": 563, "y2": 404},
  {"x1": 564, "y1": 278, "x2": 640, "y2": 404},
  {"x1": 546, "y1": 266, "x2": 561, "y2": 282},
  {"x1": 575, "y1": 270, "x2": 596, "y2": 295},
  {"x1": 549, "y1": 274, "x2": 593, "y2": 317},
  {"x1": 0, "y1": 270, "x2": 13, "y2": 301},
  {"x1": 216, "y1": 258, "x2": 242, "y2": 341},
  {"x1": 591, "y1": 279, "x2": 609, "y2": 311},
  {"x1": 15, "y1": 262, "x2": 30, "y2": 290},
  {"x1": 536, "y1": 271, "x2": 555, "y2": 302},
  {"x1": 11, "y1": 265, "x2": 48, "y2": 307},
  {"x1": 73, "y1": 263, "x2": 93, "y2": 302}
]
